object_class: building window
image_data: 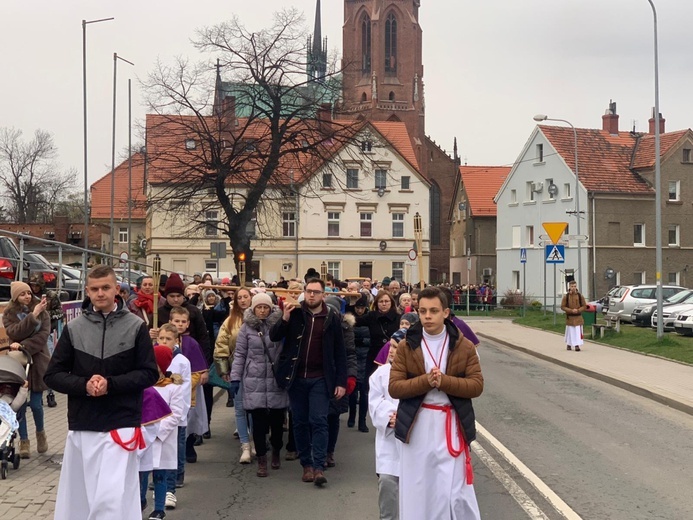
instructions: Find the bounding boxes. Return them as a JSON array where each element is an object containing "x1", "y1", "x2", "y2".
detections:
[
  {"x1": 683, "y1": 148, "x2": 691, "y2": 163},
  {"x1": 510, "y1": 189, "x2": 517, "y2": 204},
  {"x1": 512, "y1": 270, "x2": 520, "y2": 291},
  {"x1": 360, "y1": 213, "x2": 372, "y2": 237},
  {"x1": 392, "y1": 213, "x2": 404, "y2": 238},
  {"x1": 392, "y1": 262, "x2": 404, "y2": 282},
  {"x1": 328, "y1": 261, "x2": 341, "y2": 280},
  {"x1": 668, "y1": 180, "x2": 680, "y2": 201},
  {"x1": 361, "y1": 14, "x2": 371, "y2": 73},
  {"x1": 361, "y1": 140, "x2": 372, "y2": 152},
  {"x1": 668, "y1": 224, "x2": 680, "y2": 246},
  {"x1": 634, "y1": 223, "x2": 645, "y2": 246},
  {"x1": 564, "y1": 183, "x2": 571, "y2": 199},
  {"x1": 346, "y1": 168, "x2": 359, "y2": 189},
  {"x1": 536, "y1": 143, "x2": 544, "y2": 162},
  {"x1": 526, "y1": 182, "x2": 535, "y2": 202},
  {"x1": 526, "y1": 225, "x2": 534, "y2": 246},
  {"x1": 282, "y1": 212, "x2": 296, "y2": 237},
  {"x1": 401, "y1": 176, "x2": 410, "y2": 190},
  {"x1": 205, "y1": 260, "x2": 217, "y2": 272},
  {"x1": 375, "y1": 169, "x2": 387, "y2": 189},
  {"x1": 430, "y1": 182, "x2": 441, "y2": 245},
  {"x1": 322, "y1": 173, "x2": 333, "y2": 189},
  {"x1": 384, "y1": 13, "x2": 397, "y2": 74},
  {"x1": 118, "y1": 227, "x2": 128, "y2": 244},
  {"x1": 512, "y1": 226, "x2": 521, "y2": 248},
  {"x1": 205, "y1": 211, "x2": 218, "y2": 237},
  {"x1": 633, "y1": 271, "x2": 645, "y2": 285},
  {"x1": 328, "y1": 212, "x2": 340, "y2": 237},
  {"x1": 669, "y1": 272, "x2": 681, "y2": 285}
]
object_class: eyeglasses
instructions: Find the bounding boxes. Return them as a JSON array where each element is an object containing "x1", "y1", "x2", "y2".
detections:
[{"x1": 305, "y1": 289, "x2": 324, "y2": 296}]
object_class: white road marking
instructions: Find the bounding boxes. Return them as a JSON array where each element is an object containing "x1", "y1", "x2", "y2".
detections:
[
  {"x1": 472, "y1": 441, "x2": 551, "y2": 520},
  {"x1": 476, "y1": 422, "x2": 584, "y2": 520}
]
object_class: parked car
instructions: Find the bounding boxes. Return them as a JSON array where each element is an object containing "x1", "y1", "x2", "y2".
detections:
[
  {"x1": 606, "y1": 284, "x2": 685, "y2": 323},
  {"x1": 590, "y1": 285, "x2": 622, "y2": 314},
  {"x1": 632, "y1": 289, "x2": 693, "y2": 327},
  {"x1": 113, "y1": 268, "x2": 149, "y2": 286},
  {"x1": 673, "y1": 309, "x2": 693, "y2": 336},
  {"x1": 0, "y1": 238, "x2": 64, "y2": 301},
  {"x1": 652, "y1": 301, "x2": 693, "y2": 332},
  {"x1": 51, "y1": 263, "x2": 85, "y2": 301}
]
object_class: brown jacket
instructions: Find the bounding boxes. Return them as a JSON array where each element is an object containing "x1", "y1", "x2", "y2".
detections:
[
  {"x1": 389, "y1": 319, "x2": 483, "y2": 444},
  {"x1": 561, "y1": 292, "x2": 587, "y2": 326},
  {"x1": 2, "y1": 306, "x2": 51, "y2": 392}
]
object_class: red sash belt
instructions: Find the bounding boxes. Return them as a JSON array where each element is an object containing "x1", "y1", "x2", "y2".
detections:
[
  {"x1": 110, "y1": 427, "x2": 145, "y2": 451},
  {"x1": 421, "y1": 403, "x2": 474, "y2": 485}
]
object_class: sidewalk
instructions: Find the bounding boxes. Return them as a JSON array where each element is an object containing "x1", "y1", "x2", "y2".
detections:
[{"x1": 471, "y1": 318, "x2": 693, "y2": 416}]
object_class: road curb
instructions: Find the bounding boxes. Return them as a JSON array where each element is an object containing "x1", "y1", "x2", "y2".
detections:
[{"x1": 478, "y1": 332, "x2": 693, "y2": 417}]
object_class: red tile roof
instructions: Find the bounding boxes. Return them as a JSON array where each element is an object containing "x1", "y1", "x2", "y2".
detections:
[
  {"x1": 631, "y1": 129, "x2": 690, "y2": 169},
  {"x1": 144, "y1": 114, "x2": 420, "y2": 187},
  {"x1": 90, "y1": 153, "x2": 147, "y2": 220},
  {"x1": 459, "y1": 166, "x2": 510, "y2": 217},
  {"x1": 539, "y1": 126, "x2": 652, "y2": 194}
]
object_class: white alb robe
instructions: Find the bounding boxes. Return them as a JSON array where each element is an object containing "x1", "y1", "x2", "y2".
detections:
[{"x1": 399, "y1": 328, "x2": 481, "y2": 520}]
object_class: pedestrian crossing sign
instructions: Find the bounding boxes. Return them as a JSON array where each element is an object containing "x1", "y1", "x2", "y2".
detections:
[{"x1": 545, "y1": 244, "x2": 565, "y2": 263}]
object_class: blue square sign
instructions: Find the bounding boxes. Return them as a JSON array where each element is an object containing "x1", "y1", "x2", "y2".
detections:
[{"x1": 545, "y1": 244, "x2": 565, "y2": 263}]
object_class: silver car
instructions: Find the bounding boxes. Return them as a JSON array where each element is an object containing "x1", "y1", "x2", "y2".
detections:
[{"x1": 606, "y1": 284, "x2": 685, "y2": 323}]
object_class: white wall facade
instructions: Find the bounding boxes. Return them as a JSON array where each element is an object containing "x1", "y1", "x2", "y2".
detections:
[{"x1": 495, "y1": 128, "x2": 589, "y2": 305}]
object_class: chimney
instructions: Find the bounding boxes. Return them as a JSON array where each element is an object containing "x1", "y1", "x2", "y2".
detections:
[
  {"x1": 221, "y1": 95, "x2": 236, "y2": 126},
  {"x1": 602, "y1": 100, "x2": 619, "y2": 134},
  {"x1": 648, "y1": 107, "x2": 666, "y2": 135},
  {"x1": 317, "y1": 103, "x2": 332, "y2": 134},
  {"x1": 54, "y1": 215, "x2": 69, "y2": 242}
]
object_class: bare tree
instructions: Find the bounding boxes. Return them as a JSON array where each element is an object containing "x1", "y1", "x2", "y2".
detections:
[
  {"x1": 142, "y1": 9, "x2": 361, "y2": 278},
  {"x1": 0, "y1": 128, "x2": 76, "y2": 224}
]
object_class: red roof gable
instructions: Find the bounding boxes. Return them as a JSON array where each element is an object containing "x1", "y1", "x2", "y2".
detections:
[
  {"x1": 90, "y1": 153, "x2": 147, "y2": 220},
  {"x1": 539, "y1": 126, "x2": 652, "y2": 194},
  {"x1": 459, "y1": 166, "x2": 510, "y2": 217},
  {"x1": 631, "y1": 130, "x2": 690, "y2": 169}
]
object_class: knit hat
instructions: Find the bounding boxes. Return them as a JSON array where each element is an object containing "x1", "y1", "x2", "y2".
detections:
[
  {"x1": 163, "y1": 273, "x2": 185, "y2": 297},
  {"x1": 251, "y1": 292, "x2": 273, "y2": 311},
  {"x1": 400, "y1": 312, "x2": 419, "y2": 326},
  {"x1": 10, "y1": 281, "x2": 32, "y2": 302},
  {"x1": 382, "y1": 276, "x2": 391, "y2": 287},
  {"x1": 153, "y1": 345, "x2": 173, "y2": 374},
  {"x1": 325, "y1": 295, "x2": 343, "y2": 313},
  {"x1": 391, "y1": 328, "x2": 408, "y2": 343},
  {"x1": 354, "y1": 294, "x2": 368, "y2": 308}
]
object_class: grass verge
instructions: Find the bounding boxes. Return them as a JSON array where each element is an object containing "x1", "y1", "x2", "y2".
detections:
[{"x1": 513, "y1": 312, "x2": 693, "y2": 365}]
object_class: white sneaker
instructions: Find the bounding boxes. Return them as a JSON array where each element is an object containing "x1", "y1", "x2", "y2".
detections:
[
  {"x1": 239, "y1": 443, "x2": 252, "y2": 464},
  {"x1": 165, "y1": 492, "x2": 177, "y2": 510}
]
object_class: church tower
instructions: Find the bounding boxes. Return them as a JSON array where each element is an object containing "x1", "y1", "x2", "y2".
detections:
[{"x1": 341, "y1": 0, "x2": 425, "y2": 168}]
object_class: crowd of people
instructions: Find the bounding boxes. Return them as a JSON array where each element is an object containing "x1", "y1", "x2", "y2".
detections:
[{"x1": 4, "y1": 263, "x2": 485, "y2": 520}]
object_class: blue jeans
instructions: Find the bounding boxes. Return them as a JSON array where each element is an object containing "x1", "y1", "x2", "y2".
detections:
[
  {"x1": 288, "y1": 377, "x2": 330, "y2": 471},
  {"x1": 166, "y1": 426, "x2": 186, "y2": 494},
  {"x1": 234, "y1": 383, "x2": 251, "y2": 443},
  {"x1": 17, "y1": 390, "x2": 44, "y2": 440},
  {"x1": 140, "y1": 470, "x2": 167, "y2": 511}
]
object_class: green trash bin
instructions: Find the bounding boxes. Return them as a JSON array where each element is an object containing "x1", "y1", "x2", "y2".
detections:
[{"x1": 582, "y1": 304, "x2": 597, "y2": 328}]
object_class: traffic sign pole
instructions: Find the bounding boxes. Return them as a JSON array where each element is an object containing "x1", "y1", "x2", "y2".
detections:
[{"x1": 522, "y1": 261, "x2": 526, "y2": 317}]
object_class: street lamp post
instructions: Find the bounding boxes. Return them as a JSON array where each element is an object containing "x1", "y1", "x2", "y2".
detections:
[
  {"x1": 82, "y1": 16, "x2": 114, "y2": 275},
  {"x1": 646, "y1": 0, "x2": 664, "y2": 340},
  {"x1": 413, "y1": 212, "x2": 424, "y2": 289},
  {"x1": 533, "y1": 115, "x2": 582, "y2": 296},
  {"x1": 109, "y1": 53, "x2": 135, "y2": 262}
]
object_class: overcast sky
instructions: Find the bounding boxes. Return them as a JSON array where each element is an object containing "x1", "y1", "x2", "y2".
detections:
[{"x1": 3, "y1": 0, "x2": 692, "y2": 190}]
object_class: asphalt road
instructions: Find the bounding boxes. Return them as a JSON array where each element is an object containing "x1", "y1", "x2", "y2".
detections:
[{"x1": 169, "y1": 340, "x2": 693, "y2": 519}]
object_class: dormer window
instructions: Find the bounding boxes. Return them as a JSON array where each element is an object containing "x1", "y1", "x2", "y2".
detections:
[
  {"x1": 361, "y1": 140, "x2": 373, "y2": 152},
  {"x1": 185, "y1": 139, "x2": 196, "y2": 150}
]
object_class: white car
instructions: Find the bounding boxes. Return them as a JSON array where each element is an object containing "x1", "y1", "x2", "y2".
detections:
[
  {"x1": 606, "y1": 284, "x2": 685, "y2": 323},
  {"x1": 652, "y1": 303, "x2": 693, "y2": 331},
  {"x1": 673, "y1": 310, "x2": 693, "y2": 336}
]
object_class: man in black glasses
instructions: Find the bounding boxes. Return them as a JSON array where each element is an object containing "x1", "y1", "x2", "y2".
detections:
[{"x1": 270, "y1": 278, "x2": 347, "y2": 487}]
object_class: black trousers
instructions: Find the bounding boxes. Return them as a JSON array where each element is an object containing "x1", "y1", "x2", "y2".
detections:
[
  {"x1": 249, "y1": 408, "x2": 285, "y2": 457},
  {"x1": 203, "y1": 383, "x2": 214, "y2": 429}
]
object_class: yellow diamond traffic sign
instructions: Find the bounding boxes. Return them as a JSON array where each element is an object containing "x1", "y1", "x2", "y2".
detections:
[{"x1": 542, "y1": 222, "x2": 568, "y2": 244}]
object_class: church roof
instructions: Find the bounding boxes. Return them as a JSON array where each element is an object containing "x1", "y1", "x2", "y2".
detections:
[
  {"x1": 459, "y1": 166, "x2": 510, "y2": 217},
  {"x1": 90, "y1": 153, "x2": 147, "y2": 220}
]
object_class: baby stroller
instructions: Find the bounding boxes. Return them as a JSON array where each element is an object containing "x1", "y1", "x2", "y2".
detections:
[{"x1": 0, "y1": 346, "x2": 32, "y2": 479}]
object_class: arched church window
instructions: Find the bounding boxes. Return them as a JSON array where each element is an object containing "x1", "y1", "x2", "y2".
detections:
[
  {"x1": 361, "y1": 14, "x2": 372, "y2": 74},
  {"x1": 388, "y1": 91, "x2": 395, "y2": 101},
  {"x1": 385, "y1": 12, "x2": 397, "y2": 74},
  {"x1": 430, "y1": 182, "x2": 441, "y2": 245},
  {"x1": 361, "y1": 92, "x2": 368, "y2": 102}
]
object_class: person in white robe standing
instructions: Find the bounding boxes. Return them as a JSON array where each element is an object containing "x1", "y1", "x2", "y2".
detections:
[
  {"x1": 561, "y1": 280, "x2": 587, "y2": 351},
  {"x1": 389, "y1": 286, "x2": 484, "y2": 520}
]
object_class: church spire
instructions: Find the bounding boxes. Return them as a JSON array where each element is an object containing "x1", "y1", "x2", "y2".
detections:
[
  {"x1": 313, "y1": 0, "x2": 322, "y2": 57},
  {"x1": 307, "y1": 0, "x2": 327, "y2": 82}
]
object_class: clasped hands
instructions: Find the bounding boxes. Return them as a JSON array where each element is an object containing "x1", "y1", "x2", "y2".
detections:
[
  {"x1": 86, "y1": 375, "x2": 108, "y2": 397},
  {"x1": 427, "y1": 367, "x2": 443, "y2": 389}
]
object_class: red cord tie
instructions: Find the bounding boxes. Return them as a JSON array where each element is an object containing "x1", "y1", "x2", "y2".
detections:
[
  {"x1": 110, "y1": 427, "x2": 145, "y2": 452},
  {"x1": 421, "y1": 403, "x2": 474, "y2": 485}
]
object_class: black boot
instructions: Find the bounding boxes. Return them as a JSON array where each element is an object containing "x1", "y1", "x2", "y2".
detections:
[
  {"x1": 347, "y1": 394, "x2": 356, "y2": 427},
  {"x1": 185, "y1": 434, "x2": 197, "y2": 463},
  {"x1": 358, "y1": 420, "x2": 369, "y2": 433},
  {"x1": 46, "y1": 391, "x2": 57, "y2": 408}
]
